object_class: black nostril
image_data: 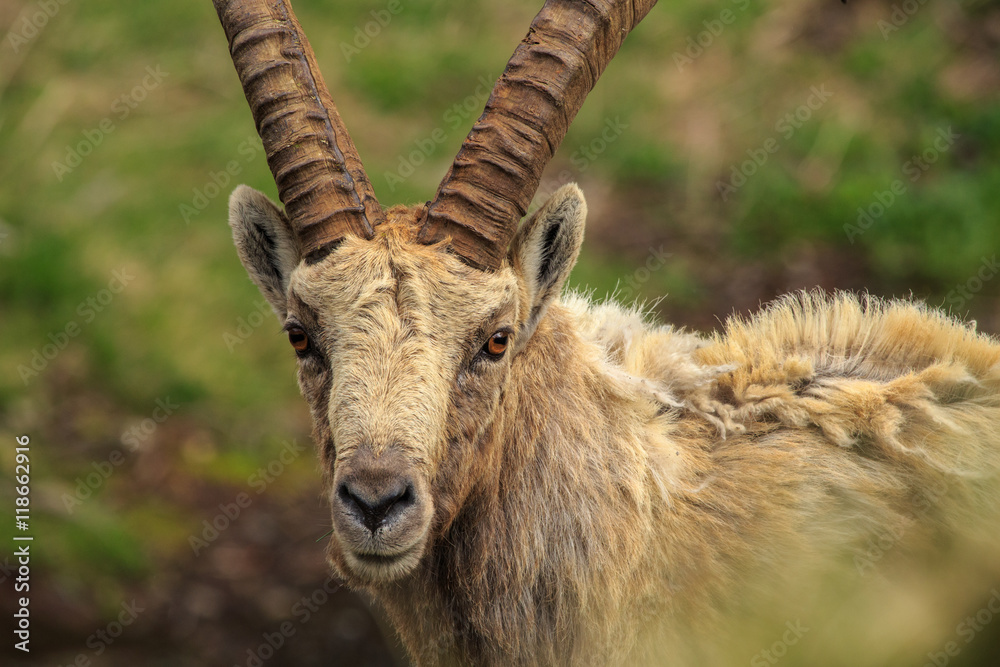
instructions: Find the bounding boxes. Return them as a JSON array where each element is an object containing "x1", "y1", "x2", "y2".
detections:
[
  {"x1": 395, "y1": 485, "x2": 413, "y2": 507},
  {"x1": 338, "y1": 482, "x2": 415, "y2": 533}
]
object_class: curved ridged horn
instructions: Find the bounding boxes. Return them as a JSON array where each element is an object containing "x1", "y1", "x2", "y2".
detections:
[
  {"x1": 214, "y1": 0, "x2": 383, "y2": 260},
  {"x1": 418, "y1": 0, "x2": 658, "y2": 271}
]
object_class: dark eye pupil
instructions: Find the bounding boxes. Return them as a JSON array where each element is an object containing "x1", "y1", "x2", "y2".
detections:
[
  {"x1": 288, "y1": 328, "x2": 308, "y2": 351},
  {"x1": 485, "y1": 332, "x2": 508, "y2": 356}
]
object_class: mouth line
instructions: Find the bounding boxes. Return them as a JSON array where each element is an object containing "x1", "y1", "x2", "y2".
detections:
[{"x1": 352, "y1": 543, "x2": 416, "y2": 565}]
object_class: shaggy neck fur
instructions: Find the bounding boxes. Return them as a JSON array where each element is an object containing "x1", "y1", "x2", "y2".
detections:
[
  {"x1": 375, "y1": 303, "x2": 655, "y2": 666},
  {"x1": 371, "y1": 292, "x2": 1000, "y2": 667}
]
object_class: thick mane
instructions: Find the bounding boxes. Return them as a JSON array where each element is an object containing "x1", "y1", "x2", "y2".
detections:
[
  {"x1": 704, "y1": 290, "x2": 1000, "y2": 390},
  {"x1": 569, "y1": 291, "x2": 1000, "y2": 449},
  {"x1": 541, "y1": 290, "x2": 1000, "y2": 664},
  {"x1": 569, "y1": 288, "x2": 1000, "y2": 537}
]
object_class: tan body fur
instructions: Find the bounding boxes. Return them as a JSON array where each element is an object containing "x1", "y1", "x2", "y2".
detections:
[
  {"x1": 227, "y1": 185, "x2": 1000, "y2": 666},
  {"x1": 383, "y1": 293, "x2": 1000, "y2": 666}
]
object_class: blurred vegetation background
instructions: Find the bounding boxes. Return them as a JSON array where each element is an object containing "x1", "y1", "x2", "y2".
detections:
[{"x1": 0, "y1": 0, "x2": 998, "y2": 665}]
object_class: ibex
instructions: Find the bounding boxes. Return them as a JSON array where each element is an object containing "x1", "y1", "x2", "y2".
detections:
[{"x1": 212, "y1": 0, "x2": 1000, "y2": 665}]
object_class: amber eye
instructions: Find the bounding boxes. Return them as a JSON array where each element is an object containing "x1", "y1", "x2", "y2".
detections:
[
  {"x1": 287, "y1": 327, "x2": 309, "y2": 352},
  {"x1": 484, "y1": 331, "x2": 509, "y2": 357}
]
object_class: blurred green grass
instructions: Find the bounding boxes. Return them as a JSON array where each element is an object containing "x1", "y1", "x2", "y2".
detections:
[{"x1": 1, "y1": 0, "x2": 999, "y2": 664}]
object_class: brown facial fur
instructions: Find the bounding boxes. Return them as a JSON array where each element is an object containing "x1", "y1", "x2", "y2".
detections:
[
  {"x1": 229, "y1": 187, "x2": 1000, "y2": 667},
  {"x1": 286, "y1": 205, "x2": 523, "y2": 583}
]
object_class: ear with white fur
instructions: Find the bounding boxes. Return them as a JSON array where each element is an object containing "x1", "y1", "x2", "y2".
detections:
[
  {"x1": 227, "y1": 185, "x2": 300, "y2": 320},
  {"x1": 509, "y1": 183, "x2": 586, "y2": 351}
]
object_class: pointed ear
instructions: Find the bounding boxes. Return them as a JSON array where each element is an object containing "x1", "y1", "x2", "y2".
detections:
[
  {"x1": 509, "y1": 183, "x2": 586, "y2": 351},
  {"x1": 228, "y1": 185, "x2": 300, "y2": 319}
]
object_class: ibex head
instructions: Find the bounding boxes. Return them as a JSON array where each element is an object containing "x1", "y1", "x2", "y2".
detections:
[{"x1": 214, "y1": 0, "x2": 654, "y2": 584}]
